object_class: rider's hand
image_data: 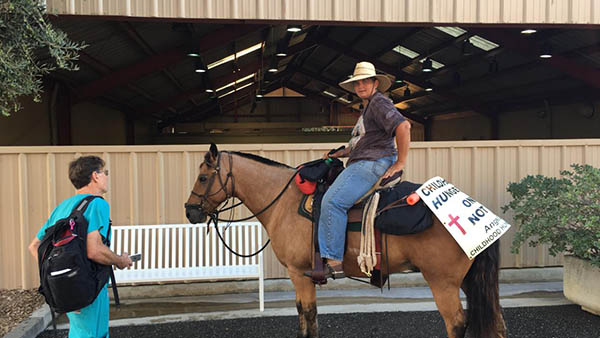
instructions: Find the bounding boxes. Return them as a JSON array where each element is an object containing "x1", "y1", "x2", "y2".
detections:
[{"x1": 383, "y1": 162, "x2": 404, "y2": 179}]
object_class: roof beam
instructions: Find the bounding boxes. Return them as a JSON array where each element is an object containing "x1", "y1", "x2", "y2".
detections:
[{"x1": 75, "y1": 24, "x2": 266, "y2": 103}]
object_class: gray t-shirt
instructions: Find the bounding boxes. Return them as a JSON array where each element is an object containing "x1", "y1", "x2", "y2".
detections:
[{"x1": 347, "y1": 92, "x2": 406, "y2": 166}]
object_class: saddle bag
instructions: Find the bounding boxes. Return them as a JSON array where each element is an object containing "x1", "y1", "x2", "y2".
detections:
[
  {"x1": 295, "y1": 158, "x2": 344, "y2": 194},
  {"x1": 375, "y1": 181, "x2": 433, "y2": 235}
]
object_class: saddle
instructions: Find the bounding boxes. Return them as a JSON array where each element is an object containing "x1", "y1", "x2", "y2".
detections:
[{"x1": 297, "y1": 165, "x2": 432, "y2": 286}]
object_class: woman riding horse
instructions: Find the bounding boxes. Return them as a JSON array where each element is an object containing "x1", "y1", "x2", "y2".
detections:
[{"x1": 307, "y1": 61, "x2": 411, "y2": 280}]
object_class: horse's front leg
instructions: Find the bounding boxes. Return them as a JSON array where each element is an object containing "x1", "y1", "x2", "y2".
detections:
[{"x1": 289, "y1": 269, "x2": 319, "y2": 338}]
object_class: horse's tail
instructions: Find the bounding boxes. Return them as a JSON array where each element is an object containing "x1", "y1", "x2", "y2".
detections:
[{"x1": 463, "y1": 240, "x2": 502, "y2": 338}]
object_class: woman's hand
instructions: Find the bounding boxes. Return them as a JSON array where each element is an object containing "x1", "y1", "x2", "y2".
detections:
[{"x1": 383, "y1": 161, "x2": 404, "y2": 179}]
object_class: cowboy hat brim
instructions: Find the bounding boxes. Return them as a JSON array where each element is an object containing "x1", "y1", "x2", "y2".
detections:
[{"x1": 339, "y1": 74, "x2": 392, "y2": 93}]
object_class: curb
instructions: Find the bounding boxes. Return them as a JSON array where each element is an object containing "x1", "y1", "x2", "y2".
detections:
[{"x1": 3, "y1": 304, "x2": 51, "y2": 338}]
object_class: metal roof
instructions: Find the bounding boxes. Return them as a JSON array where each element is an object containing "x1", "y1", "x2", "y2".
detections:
[{"x1": 43, "y1": 18, "x2": 600, "y2": 131}]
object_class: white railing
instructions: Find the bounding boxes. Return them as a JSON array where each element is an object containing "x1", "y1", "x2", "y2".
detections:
[{"x1": 110, "y1": 222, "x2": 264, "y2": 311}]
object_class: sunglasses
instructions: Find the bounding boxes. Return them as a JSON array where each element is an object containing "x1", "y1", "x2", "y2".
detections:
[{"x1": 97, "y1": 169, "x2": 109, "y2": 176}]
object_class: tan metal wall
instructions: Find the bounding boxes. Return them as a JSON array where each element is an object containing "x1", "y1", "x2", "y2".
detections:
[
  {"x1": 3, "y1": 139, "x2": 600, "y2": 289},
  {"x1": 45, "y1": 0, "x2": 600, "y2": 25}
]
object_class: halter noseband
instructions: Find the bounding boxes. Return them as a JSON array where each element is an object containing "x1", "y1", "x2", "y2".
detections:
[{"x1": 185, "y1": 152, "x2": 234, "y2": 218}]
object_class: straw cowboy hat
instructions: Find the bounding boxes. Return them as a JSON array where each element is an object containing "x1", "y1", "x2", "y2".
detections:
[{"x1": 338, "y1": 61, "x2": 392, "y2": 93}]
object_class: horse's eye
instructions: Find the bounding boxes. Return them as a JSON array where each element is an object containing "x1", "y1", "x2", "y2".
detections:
[{"x1": 199, "y1": 175, "x2": 207, "y2": 182}]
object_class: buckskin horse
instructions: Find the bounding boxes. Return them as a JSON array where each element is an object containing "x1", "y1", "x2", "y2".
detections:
[{"x1": 185, "y1": 144, "x2": 506, "y2": 338}]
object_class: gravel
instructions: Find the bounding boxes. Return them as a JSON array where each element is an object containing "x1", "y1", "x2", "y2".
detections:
[{"x1": 0, "y1": 289, "x2": 45, "y2": 337}]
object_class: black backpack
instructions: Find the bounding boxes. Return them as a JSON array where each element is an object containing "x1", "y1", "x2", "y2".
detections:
[{"x1": 37, "y1": 195, "x2": 119, "y2": 315}]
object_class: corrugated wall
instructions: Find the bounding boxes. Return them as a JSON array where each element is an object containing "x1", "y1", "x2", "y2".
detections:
[
  {"x1": 3, "y1": 139, "x2": 600, "y2": 289},
  {"x1": 45, "y1": 0, "x2": 600, "y2": 25}
]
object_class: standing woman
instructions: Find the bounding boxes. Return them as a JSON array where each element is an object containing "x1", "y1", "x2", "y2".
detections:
[{"x1": 310, "y1": 61, "x2": 411, "y2": 280}]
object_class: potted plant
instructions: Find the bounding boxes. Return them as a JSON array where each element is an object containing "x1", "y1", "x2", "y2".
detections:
[{"x1": 502, "y1": 164, "x2": 600, "y2": 315}]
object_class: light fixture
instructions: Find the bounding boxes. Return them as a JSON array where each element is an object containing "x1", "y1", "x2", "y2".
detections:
[
  {"x1": 287, "y1": 25, "x2": 302, "y2": 33},
  {"x1": 205, "y1": 89, "x2": 214, "y2": 93},
  {"x1": 425, "y1": 81, "x2": 433, "y2": 92},
  {"x1": 194, "y1": 60, "x2": 206, "y2": 73},
  {"x1": 404, "y1": 87, "x2": 411, "y2": 97},
  {"x1": 521, "y1": 29, "x2": 537, "y2": 35},
  {"x1": 187, "y1": 51, "x2": 200, "y2": 57},
  {"x1": 422, "y1": 58, "x2": 433, "y2": 73},
  {"x1": 275, "y1": 41, "x2": 288, "y2": 57},
  {"x1": 268, "y1": 59, "x2": 278, "y2": 73},
  {"x1": 539, "y1": 43, "x2": 553, "y2": 58}
]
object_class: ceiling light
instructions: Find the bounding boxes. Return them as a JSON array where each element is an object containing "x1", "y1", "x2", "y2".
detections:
[
  {"x1": 268, "y1": 59, "x2": 278, "y2": 73},
  {"x1": 287, "y1": 25, "x2": 302, "y2": 33},
  {"x1": 215, "y1": 73, "x2": 256, "y2": 92},
  {"x1": 207, "y1": 42, "x2": 263, "y2": 69},
  {"x1": 521, "y1": 29, "x2": 537, "y2": 34},
  {"x1": 187, "y1": 52, "x2": 200, "y2": 57},
  {"x1": 217, "y1": 82, "x2": 254, "y2": 98},
  {"x1": 194, "y1": 60, "x2": 206, "y2": 73},
  {"x1": 205, "y1": 89, "x2": 214, "y2": 93},
  {"x1": 392, "y1": 45, "x2": 419, "y2": 59},
  {"x1": 425, "y1": 81, "x2": 433, "y2": 92},
  {"x1": 276, "y1": 41, "x2": 288, "y2": 57},
  {"x1": 470, "y1": 35, "x2": 500, "y2": 51},
  {"x1": 422, "y1": 58, "x2": 433, "y2": 72},
  {"x1": 434, "y1": 26, "x2": 467, "y2": 38},
  {"x1": 322, "y1": 90, "x2": 338, "y2": 98},
  {"x1": 539, "y1": 44, "x2": 553, "y2": 58}
]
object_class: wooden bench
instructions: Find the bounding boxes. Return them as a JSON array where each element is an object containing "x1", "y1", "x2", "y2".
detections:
[{"x1": 110, "y1": 222, "x2": 265, "y2": 311}]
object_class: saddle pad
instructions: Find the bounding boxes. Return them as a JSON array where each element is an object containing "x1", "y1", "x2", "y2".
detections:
[
  {"x1": 375, "y1": 181, "x2": 433, "y2": 235},
  {"x1": 298, "y1": 194, "x2": 313, "y2": 221}
]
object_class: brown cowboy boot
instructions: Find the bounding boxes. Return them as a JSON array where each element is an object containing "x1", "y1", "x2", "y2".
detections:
[{"x1": 304, "y1": 262, "x2": 345, "y2": 280}]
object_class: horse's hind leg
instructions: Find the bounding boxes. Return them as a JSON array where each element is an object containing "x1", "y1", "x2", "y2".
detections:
[
  {"x1": 428, "y1": 281, "x2": 466, "y2": 338},
  {"x1": 289, "y1": 270, "x2": 319, "y2": 338}
]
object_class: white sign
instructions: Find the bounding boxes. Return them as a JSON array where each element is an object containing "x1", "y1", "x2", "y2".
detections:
[{"x1": 416, "y1": 176, "x2": 511, "y2": 259}]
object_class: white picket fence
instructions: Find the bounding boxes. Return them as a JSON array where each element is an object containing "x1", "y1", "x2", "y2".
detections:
[{"x1": 109, "y1": 222, "x2": 265, "y2": 311}]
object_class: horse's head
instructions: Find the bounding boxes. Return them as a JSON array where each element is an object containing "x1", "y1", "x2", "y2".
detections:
[{"x1": 185, "y1": 143, "x2": 232, "y2": 224}]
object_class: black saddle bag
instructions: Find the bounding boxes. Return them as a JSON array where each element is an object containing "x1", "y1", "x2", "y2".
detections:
[{"x1": 375, "y1": 181, "x2": 433, "y2": 235}]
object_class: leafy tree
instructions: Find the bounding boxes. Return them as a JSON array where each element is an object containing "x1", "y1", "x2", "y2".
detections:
[
  {"x1": 502, "y1": 164, "x2": 600, "y2": 267},
  {"x1": 0, "y1": 0, "x2": 85, "y2": 116}
]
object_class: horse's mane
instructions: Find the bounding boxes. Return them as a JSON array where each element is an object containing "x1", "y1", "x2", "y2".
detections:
[{"x1": 228, "y1": 151, "x2": 293, "y2": 169}]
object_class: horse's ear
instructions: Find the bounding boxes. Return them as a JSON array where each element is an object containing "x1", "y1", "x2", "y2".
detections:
[{"x1": 209, "y1": 143, "x2": 218, "y2": 158}]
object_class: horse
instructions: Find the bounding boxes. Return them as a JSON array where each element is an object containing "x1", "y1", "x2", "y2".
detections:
[{"x1": 185, "y1": 144, "x2": 506, "y2": 338}]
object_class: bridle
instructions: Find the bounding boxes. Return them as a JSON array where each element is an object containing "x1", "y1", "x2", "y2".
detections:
[
  {"x1": 184, "y1": 151, "x2": 238, "y2": 219},
  {"x1": 185, "y1": 151, "x2": 299, "y2": 258}
]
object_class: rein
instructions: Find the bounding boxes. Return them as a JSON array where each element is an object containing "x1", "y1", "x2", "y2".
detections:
[{"x1": 186, "y1": 151, "x2": 300, "y2": 258}]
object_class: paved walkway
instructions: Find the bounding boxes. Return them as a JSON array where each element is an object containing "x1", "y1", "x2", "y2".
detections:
[
  {"x1": 48, "y1": 282, "x2": 568, "y2": 329},
  {"x1": 35, "y1": 281, "x2": 600, "y2": 338}
]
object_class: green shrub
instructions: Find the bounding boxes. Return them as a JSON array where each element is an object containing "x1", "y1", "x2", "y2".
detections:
[{"x1": 502, "y1": 164, "x2": 600, "y2": 267}]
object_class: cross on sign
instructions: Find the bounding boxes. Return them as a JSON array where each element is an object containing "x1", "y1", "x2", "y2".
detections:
[{"x1": 448, "y1": 214, "x2": 466, "y2": 235}]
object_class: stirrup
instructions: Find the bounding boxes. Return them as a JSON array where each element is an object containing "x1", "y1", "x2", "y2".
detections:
[{"x1": 304, "y1": 263, "x2": 345, "y2": 280}]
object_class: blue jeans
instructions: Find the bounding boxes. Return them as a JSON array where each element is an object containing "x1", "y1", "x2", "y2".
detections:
[{"x1": 318, "y1": 155, "x2": 395, "y2": 261}]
